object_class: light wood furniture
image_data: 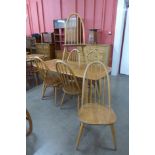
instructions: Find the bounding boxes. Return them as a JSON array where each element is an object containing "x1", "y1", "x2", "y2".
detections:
[
  {"x1": 78, "y1": 44, "x2": 112, "y2": 66},
  {"x1": 75, "y1": 61, "x2": 117, "y2": 150},
  {"x1": 62, "y1": 13, "x2": 86, "y2": 61},
  {"x1": 26, "y1": 53, "x2": 46, "y2": 61},
  {"x1": 33, "y1": 57, "x2": 61, "y2": 104},
  {"x1": 26, "y1": 109, "x2": 32, "y2": 136},
  {"x1": 56, "y1": 60, "x2": 82, "y2": 107},
  {"x1": 56, "y1": 44, "x2": 112, "y2": 66},
  {"x1": 35, "y1": 43, "x2": 55, "y2": 60},
  {"x1": 43, "y1": 59, "x2": 111, "y2": 80},
  {"x1": 86, "y1": 48, "x2": 99, "y2": 63},
  {"x1": 67, "y1": 49, "x2": 81, "y2": 65},
  {"x1": 26, "y1": 54, "x2": 45, "y2": 86}
]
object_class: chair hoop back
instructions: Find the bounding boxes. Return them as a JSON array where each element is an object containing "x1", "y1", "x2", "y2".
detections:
[
  {"x1": 33, "y1": 56, "x2": 49, "y2": 80},
  {"x1": 67, "y1": 49, "x2": 81, "y2": 66},
  {"x1": 56, "y1": 60, "x2": 81, "y2": 92},
  {"x1": 81, "y1": 61, "x2": 111, "y2": 109},
  {"x1": 62, "y1": 13, "x2": 86, "y2": 61},
  {"x1": 65, "y1": 13, "x2": 85, "y2": 45}
]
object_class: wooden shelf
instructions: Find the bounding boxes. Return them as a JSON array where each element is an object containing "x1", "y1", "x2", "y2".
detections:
[
  {"x1": 53, "y1": 28, "x2": 65, "y2": 50},
  {"x1": 54, "y1": 34, "x2": 64, "y2": 36}
]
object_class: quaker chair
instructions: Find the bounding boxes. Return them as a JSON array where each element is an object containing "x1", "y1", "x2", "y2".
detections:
[
  {"x1": 26, "y1": 109, "x2": 32, "y2": 136},
  {"x1": 62, "y1": 13, "x2": 86, "y2": 61},
  {"x1": 76, "y1": 61, "x2": 117, "y2": 150},
  {"x1": 67, "y1": 49, "x2": 81, "y2": 64},
  {"x1": 34, "y1": 57, "x2": 61, "y2": 104},
  {"x1": 56, "y1": 60, "x2": 82, "y2": 108},
  {"x1": 67, "y1": 48, "x2": 83, "y2": 86}
]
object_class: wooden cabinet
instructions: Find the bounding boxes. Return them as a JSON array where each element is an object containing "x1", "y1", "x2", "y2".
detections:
[
  {"x1": 78, "y1": 44, "x2": 112, "y2": 67},
  {"x1": 55, "y1": 44, "x2": 112, "y2": 66},
  {"x1": 35, "y1": 43, "x2": 55, "y2": 60}
]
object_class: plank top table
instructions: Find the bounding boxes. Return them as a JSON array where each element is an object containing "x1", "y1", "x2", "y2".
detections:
[
  {"x1": 44, "y1": 59, "x2": 111, "y2": 80},
  {"x1": 26, "y1": 54, "x2": 47, "y2": 62}
]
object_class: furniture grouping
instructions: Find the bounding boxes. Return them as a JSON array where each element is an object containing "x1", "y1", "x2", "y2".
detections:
[{"x1": 26, "y1": 13, "x2": 117, "y2": 150}]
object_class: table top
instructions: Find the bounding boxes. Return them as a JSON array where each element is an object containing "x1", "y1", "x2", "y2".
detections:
[
  {"x1": 26, "y1": 54, "x2": 46, "y2": 62},
  {"x1": 45, "y1": 59, "x2": 111, "y2": 80}
]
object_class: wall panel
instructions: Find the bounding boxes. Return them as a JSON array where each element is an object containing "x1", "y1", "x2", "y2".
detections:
[
  {"x1": 85, "y1": 0, "x2": 95, "y2": 42},
  {"x1": 102, "y1": 0, "x2": 117, "y2": 44},
  {"x1": 61, "y1": 0, "x2": 76, "y2": 18},
  {"x1": 43, "y1": 0, "x2": 61, "y2": 32},
  {"x1": 29, "y1": 0, "x2": 40, "y2": 33},
  {"x1": 77, "y1": 0, "x2": 84, "y2": 19},
  {"x1": 26, "y1": 3, "x2": 31, "y2": 36},
  {"x1": 26, "y1": 0, "x2": 117, "y2": 45},
  {"x1": 94, "y1": 0, "x2": 104, "y2": 43}
]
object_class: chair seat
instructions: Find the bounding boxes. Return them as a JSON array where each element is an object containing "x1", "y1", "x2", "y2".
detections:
[
  {"x1": 45, "y1": 76, "x2": 62, "y2": 87},
  {"x1": 79, "y1": 103, "x2": 116, "y2": 125}
]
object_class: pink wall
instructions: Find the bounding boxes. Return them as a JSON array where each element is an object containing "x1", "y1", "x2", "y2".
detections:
[{"x1": 26, "y1": 0, "x2": 117, "y2": 44}]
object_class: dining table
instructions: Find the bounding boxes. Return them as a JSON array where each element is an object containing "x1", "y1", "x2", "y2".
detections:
[
  {"x1": 26, "y1": 53, "x2": 47, "y2": 62},
  {"x1": 44, "y1": 59, "x2": 111, "y2": 80}
]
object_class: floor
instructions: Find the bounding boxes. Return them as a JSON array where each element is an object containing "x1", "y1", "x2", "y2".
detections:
[{"x1": 26, "y1": 75, "x2": 129, "y2": 155}]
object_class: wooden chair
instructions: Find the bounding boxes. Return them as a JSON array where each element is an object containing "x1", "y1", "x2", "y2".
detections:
[
  {"x1": 34, "y1": 57, "x2": 61, "y2": 104},
  {"x1": 56, "y1": 60, "x2": 81, "y2": 108},
  {"x1": 67, "y1": 48, "x2": 81, "y2": 66},
  {"x1": 76, "y1": 61, "x2": 117, "y2": 150},
  {"x1": 26, "y1": 59, "x2": 39, "y2": 88},
  {"x1": 26, "y1": 109, "x2": 32, "y2": 136},
  {"x1": 62, "y1": 13, "x2": 86, "y2": 61}
]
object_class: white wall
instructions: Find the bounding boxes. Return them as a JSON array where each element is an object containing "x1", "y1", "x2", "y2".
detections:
[
  {"x1": 111, "y1": 0, "x2": 126, "y2": 75},
  {"x1": 120, "y1": 8, "x2": 129, "y2": 75}
]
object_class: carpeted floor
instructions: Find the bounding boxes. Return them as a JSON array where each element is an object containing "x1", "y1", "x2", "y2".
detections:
[{"x1": 26, "y1": 75, "x2": 129, "y2": 155}]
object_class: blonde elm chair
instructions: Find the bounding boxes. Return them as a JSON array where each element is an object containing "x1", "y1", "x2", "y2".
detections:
[
  {"x1": 62, "y1": 13, "x2": 86, "y2": 61},
  {"x1": 34, "y1": 57, "x2": 61, "y2": 104},
  {"x1": 67, "y1": 48, "x2": 81, "y2": 64},
  {"x1": 76, "y1": 61, "x2": 117, "y2": 150},
  {"x1": 66, "y1": 48, "x2": 83, "y2": 87},
  {"x1": 56, "y1": 60, "x2": 82, "y2": 108}
]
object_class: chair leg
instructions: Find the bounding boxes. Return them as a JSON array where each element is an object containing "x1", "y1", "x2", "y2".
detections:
[
  {"x1": 54, "y1": 87, "x2": 57, "y2": 105},
  {"x1": 77, "y1": 95, "x2": 80, "y2": 111},
  {"x1": 76, "y1": 122, "x2": 85, "y2": 150},
  {"x1": 110, "y1": 124, "x2": 117, "y2": 150},
  {"x1": 42, "y1": 82, "x2": 47, "y2": 99},
  {"x1": 34, "y1": 73, "x2": 38, "y2": 86},
  {"x1": 26, "y1": 110, "x2": 33, "y2": 136},
  {"x1": 60, "y1": 92, "x2": 65, "y2": 107}
]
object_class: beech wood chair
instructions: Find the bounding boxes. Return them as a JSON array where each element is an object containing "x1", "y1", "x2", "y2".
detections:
[
  {"x1": 67, "y1": 48, "x2": 83, "y2": 86},
  {"x1": 56, "y1": 60, "x2": 82, "y2": 108},
  {"x1": 62, "y1": 13, "x2": 86, "y2": 61},
  {"x1": 67, "y1": 49, "x2": 81, "y2": 65},
  {"x1": 34, "y1": 57, "x2": 62, "y2": 104},
  {"x1": 76, "y1": 61, "x2": 117, "y2": 150}
]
